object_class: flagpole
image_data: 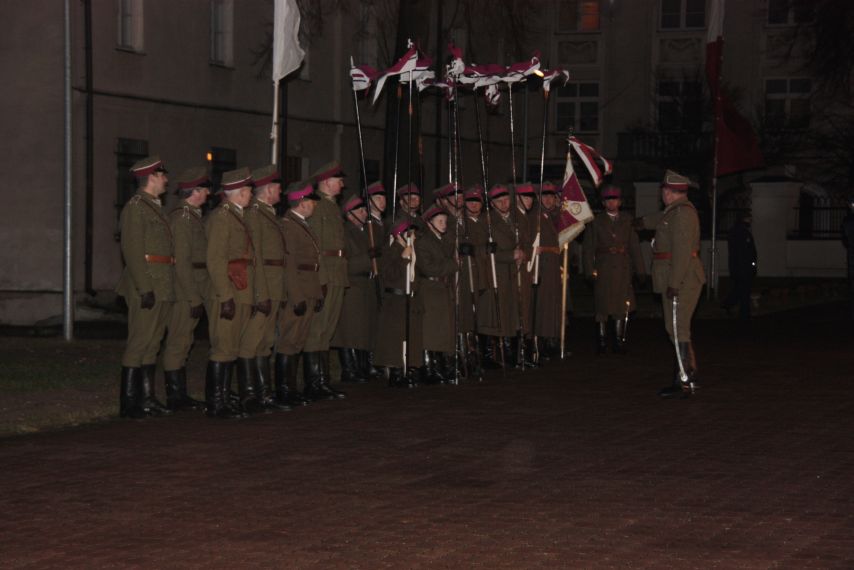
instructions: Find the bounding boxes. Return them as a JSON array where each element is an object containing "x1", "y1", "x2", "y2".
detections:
[
  {"x1": 708, "y1": 0, "x2": 725, "y2": 301},
  {"x1": 559, "y1": 243, "x2": 569, "y2": 359},
  {"x1": 271, "y1": 79, "x2": 280, "y2": 164}
]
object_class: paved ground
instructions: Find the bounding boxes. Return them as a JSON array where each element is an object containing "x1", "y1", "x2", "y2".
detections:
[{"x1": 2, "y1": 306, "x2": 853, "y2": 569}]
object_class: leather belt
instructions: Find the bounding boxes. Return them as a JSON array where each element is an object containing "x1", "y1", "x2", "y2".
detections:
[
  {"x1": 263, "y1": 259, "x2": 284, "y2": 266},
  {"x1": 653, "y1": 251, "x2": 699, "y2": 260},
  {"x1": 384, "y1": 287, "x2": 406, "y2": 296},
  {"x1": 228, "y1": 258, "x2": 254, "y2": 267},
  {"x1": 322, "y1": 249, "x2": 345, "y2": 257},
  {"x1": 192, "y1": 262, "x2": 207, "y2": 269},
  {"x1": 539, "y1": 246, "x2": 561, "y2": 255},
  {"x1": 297, "y1": 263, "x2": 319, "y2": 272},
  {"x1": 426, "y1": 276, "x2": 449, "y2": 285},
  {"x1": 145, "y1": 254, "x2": 175, "y2": 265},
  {"x1": 597, "y1": 246, "x2": 627, "y2": 255}
]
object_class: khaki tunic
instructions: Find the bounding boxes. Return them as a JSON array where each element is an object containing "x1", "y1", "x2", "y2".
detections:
[
  {"x1": 305, "y1": 196, "x2": 347, "y2": 352},
  {"x1": 416, "y1": 227, "x2": 457, "y2": 352},
  {"x1": 582, "y1": 212, "x2": 645, "y2": 322},
  {"x1": 205, "y1": 202, "x2": 265, "y2": 361},
  {"x1": 162, "y1": 201, "x2": 210, "y2": 370},
  {"x1": 641, "y1": 198, "x2": 706, "y2": 342},
  {"x1": 531, "y1": 206, "x2": 563, "y2": 338},
  {"x1": 276, "y1": 210, "x2": 322, "y2": 356},
  {"x1": 116, "y1": 191, "x2": 174, "y2": 367},
  {"x1": 331, "y1": 220, "x2": 376, "y2": 350},
  {"x1": 479, "y1": 211, "x2": 522, "y2": 337},
  {"x1": 246, "y1": 199, "x2": 288, "y2": 357},
  {"x1": 459, "y1": 214, "x2": 487, "y2": 333}
]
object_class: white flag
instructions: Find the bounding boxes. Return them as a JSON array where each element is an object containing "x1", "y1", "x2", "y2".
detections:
[{"x1": 273, "y1": 0, "x2": 305, "y2": 82}]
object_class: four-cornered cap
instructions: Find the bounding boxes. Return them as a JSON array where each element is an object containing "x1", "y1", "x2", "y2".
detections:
[
  {"x1": 312, "y1": 160, "x2": 345, "y2": 183},
  {"x1": 464, "y1": 185, "x2": 484, "y2": 202},
  {"x1": 432, "y1": 183, "x2": 458, "y2": 199},
  {"x1": 220, "y1": 167, "x2": 253, "y2": 192},
  {"x1": 601, "y1": 185, "x2": 621, "y2": 199},
  {"x1": 514, "y1": 183, "x2": 536, "y2": 196},
  {"x1": 252, "y1": 164, "x2": 282, "y2": 188},
  {"x1": 341, "y1": 193, "x2": 365, "y2": 214},
  {"x1": 397, "y1": 183, "x2": 420, "y2": 196},
  {"x1": 541, "y1": 181, "x2": 558, "y2": 195},
  {"x1": 175, "y1": 167, "x2": 211, "y2": 191},
  {"x1": 487, "y1": 184, "x2": 509, "y2": 199},
  {"x1": 367, "y1": 181, "x2": 386, "y2": 196},
  {"x1": 422, "y1": 204, "x2": 449, "y2": 222},
  {"x1": 130, "y1": 155, "x2": 166, "y2": 178},
  {"x1": 286, "y1": 181, "x2": 320, "y2": 202},
  {"x1": 662, "y1": 169, "x2": 691, "y2": 192},
  {"x1": 391, "y1": 218, "x2": 415, "y2": 237}
]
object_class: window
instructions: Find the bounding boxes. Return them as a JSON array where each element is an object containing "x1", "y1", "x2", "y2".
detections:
[
  {"x1": 767, "y1": 0, "x2": 814, "y2": 25},
  {"x1": 117, "y1": 0, "x2": 143, "y2": 52},
  {"x1": 115, "y1": 138, "x2": 149, "y2": 239},
  {"x1": 656, "y1": 80, "x2": 703, "y2": 131},
  {"x1": 210, "y1": 0, "x2": 234, "y2": 67},
  {"x1": 765, "y1": 78, "x2": 811, "y2": 129},
  {"x1": 660, "y1": 0, "x2": 705, "y2": 30},
  {"x1": 557, "y1": 0, "x2": 601, "y2": 32},
  {"x1": 556, "y1": 82, "x2": 599, "y2": 133}
]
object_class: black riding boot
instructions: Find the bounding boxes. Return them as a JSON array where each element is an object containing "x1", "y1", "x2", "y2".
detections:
[
  {"x1": 658, "y1": 342, "x2": 698, "y2": 398},
  {"x1": 478, "y1": 334, "x2": 502, "y2": 370},
  {"x1": 419, "y1": 350, "x2": 444, "y2": 385},
  {"x1": 597, "y1": 321, "x2": 608, "y2": 354},
  {"x1": 524, "y1": 338, "x2": 540, "y2": 368},
  {"x1": 204, "y1": 360, "x2": 242, "y2": 418},
  {"x1": 339, "y1": 348, "x2": 368, "y2": 383},
  {"x1": 119, "y1": 366, "x2": 144, "y2": 418},
  {"x1": 236, "y1": 357, "x2": 265, "y2": 415},
  {"x1": 321, "y1": 351, "x2": 347, "y2": 398},
  {"x1": 221, "y1": 361, "x2": 248, "y2": 417},
  {"x1": 388, "y1": 367, "x2": 413, "y2": 388},
  {"x1": 139, "y1": 364, "x2": 171, "y2": 416},
  {"x1": 165, "y1": 368, "x2": 203, "y2": 411},
  {"x1": 257, "y1": 355, "x2": 289, "y2": 411},
  {"x1": 360, "y1": 350, "x2": 383, "y2": 379},
  {"x1": 613, "y1": 318, "x2": 627, "y2": 354},
  {"x1": 302, "y1": 352, "x2": 335, "y2": 401}
]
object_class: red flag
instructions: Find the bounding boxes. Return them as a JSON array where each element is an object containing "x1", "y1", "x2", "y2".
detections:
[
  {"x1": 568, "y1": 136, "x2": 613, "y2": 188},
  {"x1": 371, "y1": 44, "x2": 418, "y2": 104},
  {"x1": 557, "y1": 139, "x2": 595, "y2": 247},
  {"x1": 706, "y1": 0, "x2": 763, "y2": 177}
]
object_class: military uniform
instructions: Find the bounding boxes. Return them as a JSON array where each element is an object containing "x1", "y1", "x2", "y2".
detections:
[
  {"x1": 531, "y1": 198, "x2": 563, "y2": 347},
  {"x1": 161, "y1": 167, "x2": 211, "y2": 411},
  {"x1": 116, "y1": 156, "x2": 174, "y2": 418}
]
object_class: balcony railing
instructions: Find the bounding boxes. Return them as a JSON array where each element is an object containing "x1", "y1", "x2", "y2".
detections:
[{"x1": 617, "y1": 131, "x2": 711, "y2": 161}]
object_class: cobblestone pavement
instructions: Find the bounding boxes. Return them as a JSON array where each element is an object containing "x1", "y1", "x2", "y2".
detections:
[{"x1": 2, "y1": 307, "x2": 853, "y2": 569}]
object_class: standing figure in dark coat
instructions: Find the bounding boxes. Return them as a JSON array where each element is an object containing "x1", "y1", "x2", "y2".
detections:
[
  {"x1": 722, "y1": 212, "x2": 758, "y2": 320},
  {"x1": 532, "y1": 181, "x2": 563, "y2": 360}
]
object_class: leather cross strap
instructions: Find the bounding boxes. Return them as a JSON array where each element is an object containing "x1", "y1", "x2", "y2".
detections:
[
  {"x1": 263, "y1": 259, "x2": 285, "y2": 266},
  {"x1": 539, "y1": 246, "x2": 561, "y2": 255},
  {"x1": 297, "y1": 263, "x2": 319, "y2": 272}
]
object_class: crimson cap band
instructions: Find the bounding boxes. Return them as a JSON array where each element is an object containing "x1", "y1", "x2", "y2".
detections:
[
  {"x1": 220, "y1": 167, "x2": 253, "y2": 192},
  {"x1": 432, "y1": 183, "x2": 458, "y2": 199},
  {"x1": 342, "y1": 194, "x2": 365, "y2": 213},
  {"x1": 397, "y1": 183, "x2": 420, "y2": 196},
  {"x1": 175, "y1": 167, "x2": 211, "y2": 190},
  {"x1": 252, "y1": 164, "x2": 282, "y2": 188},
  {"x1": 422, "y1": 204, "x2": 449, "y2": 222},
  {"x1": 514, "y1": 183, "x2": 536, "y2": 196},
  {"x1": 130, "y1": 155, "x2": 166, "y2": 178},
  {"x1": 662, "y1": 169, "x2": 691, "y2": 192},
  {"x1": 464, "y1": 186, "x2": 484, "y2": 201},
  {"x1": 287, "y1": 182, "x2": 319, "y2": 202},
  {"x1": 601, "y1": 185, "x2": 621, "y2": 199},
  {"x1": 367, "y1": 181, "x2": 385, "y2": 196},
  {"x1": 391, "y1": 219, "x2": 415, "y2": 236},
  {"x1": 541, "y1": 181, "x2": 558, "y2": 195},
  {"x1": 487, "y1": 184, "x2": 509, "y2": 199},
  {"x1": 312, "y1": 160, "x2": 345, "y2": 183}
]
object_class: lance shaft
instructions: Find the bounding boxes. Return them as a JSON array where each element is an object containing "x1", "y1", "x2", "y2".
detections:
[
  {"x1": 349, "y1": 68, "x2": 380, "y2": 284},
  {"x1": 529, "y1": 88, "x2": 550, "y2": 362},
  {"x1": 391, "y1": 82, "x2": 402, "y2": 222},
  {"x1": 508, "y1": 86, "x2": 527, "y2": 370}
]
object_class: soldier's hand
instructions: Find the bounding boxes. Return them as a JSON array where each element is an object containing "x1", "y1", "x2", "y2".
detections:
[
  {"x1": 140, "y1": 291, "x2": 156, "y2": 310},
  {"x1": 666, "y1": 287, "x2": 678, "y2": 299},
  {"x1": 293, "y1": 300, "x2": 307, "y2": 316},
  {"x1": 256, "y1": 299, "x2": 272, "y2": 316},
  {"x1": 220, "y1": 298, "x2": 236, "y2": 320},
  {"x1": 368, "y1": 247, "x2": 382, "y2": 259},
  {"x1": 401, "y1": 246, "x2": 413, "y2": 260},
  {"x1": 513, "y1": 248, "x2": 525, "y2": 264},
  {"x1": 486, "y1": 241, "x2": 498, "y2": 255},
  {"x1": 321, "y1": 284, "x2": 328, "y2": 298},
  {"x1": 314, "y1": 298, "x2": 324, "y2": 313},
  {"x1": 189, "y1": 303, "x2": 205, "y2": 319},
  {"x1": 458, "y1": 242, "x2": 474, "y2": 257}
]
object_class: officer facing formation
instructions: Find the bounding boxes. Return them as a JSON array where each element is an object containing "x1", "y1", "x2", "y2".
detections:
[
  {"x1": 582, "y1": 185, "x2": 645, "y2": 354},
  {"x1": 637, "y1": 170, "x2": 706, "y2": 398}
]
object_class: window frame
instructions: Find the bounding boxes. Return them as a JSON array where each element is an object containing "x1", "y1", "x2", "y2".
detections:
[
  {"x1": 556, "y1": 0, "x2": 602, "y2": 34},
  {"x1": 764, "y1": 77, "x2": 812, "y2": 130},
  {"x1": 116, "y1": 0, "x2": 144, "y2": 53},
  {"x1": 555, "y1": 81, "x2": 600, "y2": 134},
  {"x1": 210, "y1": 0, "x2": 234, "y2": 68},
  {"x1": 659, "y1": 0, "x2": 706, "y2": 31}
]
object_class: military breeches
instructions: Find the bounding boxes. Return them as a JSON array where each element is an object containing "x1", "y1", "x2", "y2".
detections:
[
  {"x1": 276, "y1": 299, "x2": 317, "y2": 356},
  {"x1": 662, "y1": 279, "x2": 702, "y2": 343},
  {"x1": 304, "y1": 285, "x2": 345, "y2": 352},
  {"x1": 121, "y1": 298, "x2": 171, "y2": 367},
  {"x1": 251, "y1": 304, "x2": 280, "y2": 358},
  {"x1": 162, "y1": 301, "x2": 201, "y2": 370},
  {"x1": 208, "y1": 302, "x2": 263, "y2": 362}
]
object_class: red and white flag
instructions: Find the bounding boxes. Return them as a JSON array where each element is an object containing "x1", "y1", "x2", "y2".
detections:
[
  {"x1": 503, "y1": 52, "x2": 541, "y2": 83},
  {"x1": 350, "y1": 60, "x2": 380, "y2": 92},
  {"x1": 557, "y1": 138, "x2": 596, "y2": 247},
  {"x1": 399, "y1": 56, "x2": 435, "y2": 92},
  {"x1": 706, "y1": 0, "x2": 763, "y2": 176},
  {"x1": 371, "y1": 43, "x2": 419, "y2": 104},
  {"x1": 272, "y1": 0, "x2": 305, "y2": 81},
  {"x1": 541, "y1": 68, "x2": 569, "y2": 93},
  {"x1": 568, "y1": 136, "x2": 613, "y2": 188}
]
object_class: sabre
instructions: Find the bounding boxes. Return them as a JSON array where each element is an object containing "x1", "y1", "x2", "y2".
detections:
[
  {"x1": 559, "y1": 243, "x2": 569, "y2": 359},
  {"x1": 671, "y1": 296, "x2": 695, "y2": 393},
  {"x1": 622, "y1": 299, "x2": 630, "y2": 343}
]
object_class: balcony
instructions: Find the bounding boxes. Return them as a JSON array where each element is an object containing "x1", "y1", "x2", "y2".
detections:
[{"x1": 617, "y1": 131, "x2": 712, "y2": 161}]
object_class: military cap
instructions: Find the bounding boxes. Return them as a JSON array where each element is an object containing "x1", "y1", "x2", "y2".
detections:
[
  {"x1": 662, "y1": 169, "x2": 691, "y2": 192},
  {"x1": 487, "y1": 184, "x2": 510, "y2": 199},
  {"x1": 397, "y1": 183, "x2": 420, "y2": 196},
  {"x1": 601, "y1": 185, "x2": 621, "y2": 199},
  {"x1": 432, "y1": 183, "x2": 458, "y2": 199},
  {"x1": 175, "y1": 167, "x2": 211, "y2": 192},
  {"x1": 391, "y1": 218, "x2": 416, "y2": 237},
  {"x1": 514, "y1": 183, "x2": 536, "y2": 196},
  {"x1": 252, "y1": 164, "x2": 282, "y2": 188},
  {"x1": 219, "y1": 167, "x2": 253, "y2": 192},
  {"x1": 341, "y1": 193, "x2": 366, "y2": 214},
  {"x1": 541, "y1": 181, "x2": 559, "y2": 195},
  {"x1": 286, "y1": 181, "x2": 320, "y2": 202},
  {"x1": 312, "y1": 160, "x2": 346, "y2": 183},
  {"x1": 422, "y1": 204, "x2": 449, "y2": 222},
  {"x1": 464, "y1": 185, "x2": 485, "y2": 202},
  {"x1": 367, "y1": 181, "x2": 386, "y2": 196},
  {"x1": 130, "y1": 155, "x2": 167, "y2": 178}
]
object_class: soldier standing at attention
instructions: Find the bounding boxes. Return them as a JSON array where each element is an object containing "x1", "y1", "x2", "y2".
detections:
[
  {"x1": 582, "y1": 185, "x2": 645, "y2": 354},
  {"x1": 245, "y1": 164, "x2": 290, "y2": 411},
  {"x1": 304, "y1": 161, "x2": 348, "y2": 400},
  {"x1": 361, "y1": 180, "x2": 387, "y2": 380},
  {"x1": 637, "y1": 171, "x2": 706, "y2": 398},
  {"x1": 204, "y1": 168, "x2": 269, "y2": 418},
  {"x1": 161, "y1": 167, "x2": 210, "y2": 411},
  {"x1": 367, "y1": 181, "x2": 387, "y2": 232},
  {"x1": 395, "y1": 183, "x2": 422, "y2": 227},
  {"x1": 276, "y1": 182, "x2": 324, "y2": 405},
  {"x1": 116, "y1": 155, "x2": 173, "y2": 419},
  {"x1": 532, "y1": 182, "x2": 564, "y2": 360}
]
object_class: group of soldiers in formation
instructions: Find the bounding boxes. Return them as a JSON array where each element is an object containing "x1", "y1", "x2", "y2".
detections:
[{"x1": 117, "y1": 155, "x2": 705, "y2": 419}]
